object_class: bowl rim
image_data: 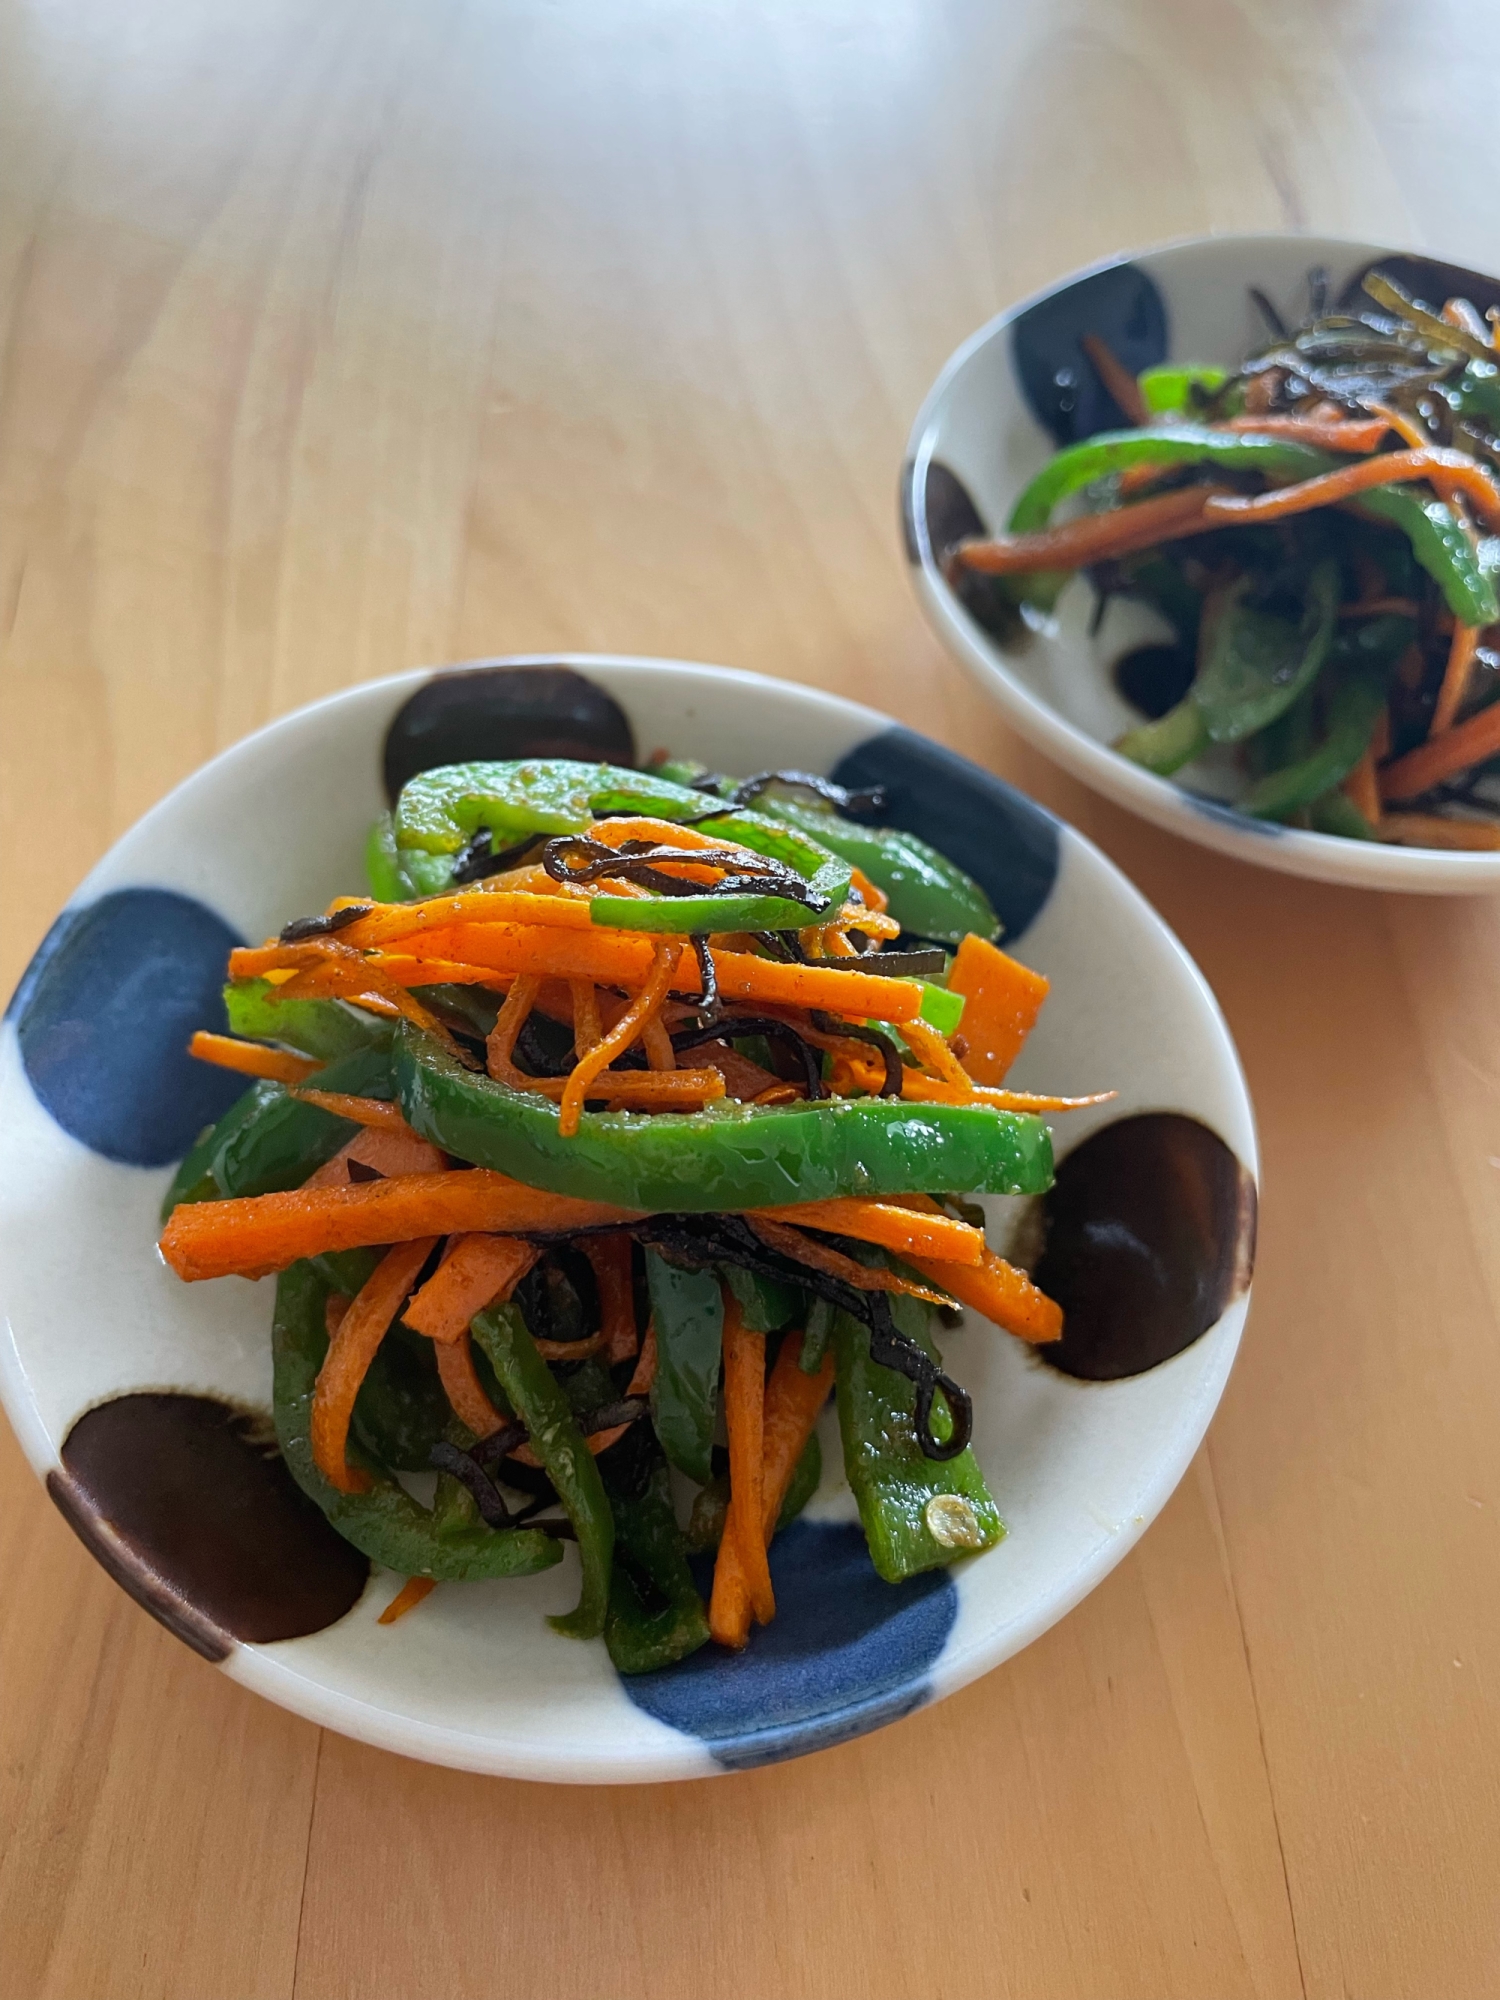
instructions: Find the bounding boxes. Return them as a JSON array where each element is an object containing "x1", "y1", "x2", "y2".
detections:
[
  {"x1": 902, "y1": 228, "x2": 1500, "y2": 894},
  {"x1": 0, "y1": 653, "x2": 1257, "y2": 1780}
]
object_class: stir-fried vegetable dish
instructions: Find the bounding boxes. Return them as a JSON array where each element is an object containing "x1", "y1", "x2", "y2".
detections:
[
  {"x1": 950, "y1": 269, "x2": 1500, "y2": 847},
  {"x1": 158, "y1": 756, "x2": 1106, "y2": 1669}
]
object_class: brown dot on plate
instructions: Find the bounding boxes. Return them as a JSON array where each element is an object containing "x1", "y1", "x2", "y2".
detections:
[
  {"x1": 50, "y1": 1393, "x2": 369, "y2": 1660},
  {"x1": 1033, "y1": 1113, "x2": 1257, "y2": 1380}
]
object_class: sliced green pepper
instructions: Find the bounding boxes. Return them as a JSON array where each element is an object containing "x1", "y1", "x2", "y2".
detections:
[
  {"x1": 350, "y1": 1322, "x2": 453, "y2": 1473},
  {"x1": 1241, "y1": 671, "x2": 1388, "y2": 819},
  {"x1": 602, "y1": 1457, "x2": 711, "y2": 1674},
  {"x1": 723, "y1": 794, "x2": 999, "y2": 945},
  {"x1": 162, "y1": 1042, "x2": 396, "y2": 1220},
  {"x1": 1136, "y1": 364, "x2": 1229, "y2": 415},
  {"x1": 273, "y1": 1262, "x2": 562, "y2": 1580},
  {"x1": 1349, "y1": 488, "x2": 1498, "y2": 626},
  {"x1": 777, "y1": 1428, "x2": 823, "y2": 1528},
  {"x1": 1117, "y1": 560, "x2": 1339, "y2": 775},
  {"x1": 224, "y1": 979, "x2": 393, "y2": 1062},
  {"x1": 1309, "y1": 788, "x2": 1378, "y2": 839},
  {"x1": 644, "y1": 1251, "x2": 723, "y2": 1484},
  {"x1": 833, "y1": 1300, "x2": 1003, "y2": 1583},
  {"x1": 395, "y1": 1025, "x2": 1053, "y2": 1210},
  {"x1": 722, "y1": 1264, "x2": 803, "y2": 1333},
  {"x1": 470, "y1": 1303, "x2": 614, "y2": 1638},
  {"x1": 798, "y1": 1296, "x2": 836, "y2": 1373}
]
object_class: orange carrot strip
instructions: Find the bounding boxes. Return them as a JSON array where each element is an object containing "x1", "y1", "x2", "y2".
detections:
[
  {"x1": 584, "y1": 1235, "x2": 639, "y2": 1363},
  {"x1": 188, "y1": 1032, "x2": 320, "y2": 1085},
  {"x1": 1221, "y1": 414, "x2": 1392, "y2": 451},
  {"x1": 1431, "y1": 622, "x2": 1481, "y2": 735},
  {"x1": 570, "y1": 980, "x2": 602, "y2": 1053},
  {"x1": 225, "y1": 943, "x2": 475, "y2": 1062},
  {"x1": 951, "y1": 484, "x2": 1228, "y2": 577},
  {"x1": 1364, "y1": 403, "x2": 1481, "y2": 524},
  {"x1": 1080, "y1": 333, "x2": 1147, "y2": 425},
  {"x1": 945, "y1": 934, "x2": 1050, "y2": 1084},
  {"x1": 1379, "y1": 813, "x2": 1500, "y2": 850},
  {"x1": 301, "y1": 1127, "x2": 447, "y2": 1190},
  {"x1": 435, "y1": 1331, "x2": 507, "y2": 1438},
  {"x1": 711, "y1": 1295, "x2": 774, "y2": 1641},
  {"x1": 642, "y1": 1015, "x2": 676, "y2": 1069},
  {"x1": 908, "y1": 1246, "x2": 1062, "y2": 1344},
  {"x1": 1202, "y1": 448, "x2": 1500, "y2": 532},
  {"x1": 901, "y1": 1017, "x2": 973, "y2": 1094},
  {"x1": 746, "y1": 1216, "x2": 955, "y2": 1307},
  {"x1": 159, "y1": 1172, "x2": 638, "y2": 1283},
  {"x1": 489, "y1": 1067, "x2": 727, "y2": 1109},
  {"x1": 754, "y1": 1197, "x2": 983, "y2": 1266},
  {"x1": 1379, "y1": 698, "x2": 1500, "y2": 802},
  {"x1": 560, "y1": 942, "x2": 675, "y2": 1137},
  {"x1": 312, "y1": 1238, "x2": 439, "y2": 1492},
  {"x1": 627, "y1": 1321, "x2": 658, "y2": 1396},
  {"x1": 847, "y1": 867, "x2": 889, "y2": 914},
  {"x1": 404, "y1": 1234, "x2": 539, "y2": 1344},
  {"x1": 509, "y1": 1419, "x2": 633, "y2": 1468},
  {"x1": 711, "y1": 952, "x2": 922, "y2": 1023},
  {"x1": 338, "y1": 892, "x2": 596, "y2": 950},
  {"x1": 289, "y1": 1090, "x2": 417, "y2": 1134},
  {"x1": 378, "y1": 1576, "x2": 436, "y2": 1624},
  {"x1": 710, "y1": 1341, "x2": 836, "y2": 1650},
  {"x1": 486, "y1": 973, "x2": 541, "y2": 1079}
]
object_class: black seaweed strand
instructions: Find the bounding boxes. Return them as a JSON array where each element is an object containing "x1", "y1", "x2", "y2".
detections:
[{"x1": 278, "y1": 904, "x2": 372, "y2": 944}]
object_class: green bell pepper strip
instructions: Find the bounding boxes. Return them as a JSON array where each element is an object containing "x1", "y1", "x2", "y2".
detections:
[
  {"x1": 1008, "y1": 425, "x2": 1342, "y2": 534},
  {"x1": 162, "y1": 1043, "x2": 396, "y2": 1221},
  {"x1": 726, "y1": 794, "x2": 999, "y2": 945},
  {"x1": 833, "y1": 1300, "x2": 1004, "y2": 1583},
  {"x1": 272, "y1": 1262, "x2": 562, "y2": 1579},
  {"x1": 469, "y1": 1303, "x2": 614, "y2": 1637},
  {"x1": 644, "y1": 1251, "x2": 723, "y2": 1484},
  {"x1": 1117, "y1": 559, "x2": 1339, "y2": 775},
  {"x1": 367, "y1": 811, "x2": 450, "y2": 900},
  {"x1": 395, "y1": 1025, "x2": 1053, "y2": 1209},
  {"x1": 1309, "y1": 788, "x2": 1379, "y2": 839},
  {"x1": 1008, "y1": 426, "x2": 1498, "y2": 626},
  {"x1": 798, "y1": 1296, "x2": 836, "y2": 1373},
  {"x1": 224, "y1": 979, "x2": 393, "y2": 1062},
  {"x1": 1137, "y1": 364, "x2": 1229, "y2": 415},
  {"x1": 587, "y1": 805, "x2": 852, "y2": 936},
  {"x1": 350, "y1": 1321, "x2": 454, "y2": 1473},
  {"x1": 722, "y1": 1264, "x2": 802, "y2": 1333},
  {"x1": 777, "y1": 1428, "x2": 823, "y2": 1527},
  {"x1": 1241, "y1": 672, "x2": 1389, "y2": 820},
  {"x1": 682, "y1": 1432, "x2": 822, "y2": 1555},
  {"x1": 602, "y1": 1458, "x2": 711, "y2": 1673}
]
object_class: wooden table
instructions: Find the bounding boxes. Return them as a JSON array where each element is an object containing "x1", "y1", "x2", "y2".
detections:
[{"x1": 4, "y1": 4, "x2": 1500, "y2": 1994}]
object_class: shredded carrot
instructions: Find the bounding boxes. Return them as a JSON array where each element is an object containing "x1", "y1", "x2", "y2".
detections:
[
  {"x1": 900, "y1": 1017, "x2": 973, "y2": 1095},
  {"x1": 491, "y1": 1065, "x2": 728, "y2": 1110},
  {"x1": 338, "y1": 891, "x2": 597, "y2": 951},
  {"x1": 642, "y1": 1015, "x2": 677, "y2": 1069},
  {"x1": 908, "y1": 1246, "x2": 1062, "y2": 1344},
  {"x1": 289, "y1": 1089, "x2": 418, "y2": 1134},
  {"x1": 570, "y1": 980, "x2": 601, "y2": 1053},
  {"x1": 1379, "y1": 697, "x2": 1500, "y2": 802},
  {"x1": 746, "y1": 1216, "x2": 956, "y2": 1308},
  {"x1": 899, "y1": 1071, "x2": 1115, "y2": 1114},
  {"x1": 560, "y1": 941, "x2": 675, "y2": 1137},
  {"x1": 753, "y1": 1083, "x2": 802, "y2": 1106},
  {"x1": 847, "y1": 867, "x2": 889, "y2": 914},
  {"x1": 312, "y1": 1237, "x2": 439, "y2": 1491},
  {"x1": 510, "y1": 1417, "x2": 634, "y2": 1468},
  {"x1": 1364, "y1": 402, "x2": 1482, "y2": 526},
  {"x1": 584, "y1": 1235, "x2": 639, "y2": 1363},
  {"x1": 711, "y1": 1295, "x2": 774, "y2": 1642},
  {"x1": 158, "y1": 1171, "x2": 638, "y2": 1282},
  {"x1": 1202, "y1": 448, "x2": 1500, "y2": 532},
  {"x1": 752, "y1": 1197, "x2": 983, "y2": 1266},
  {"x1": 1116, "y1": 461, "x2": 1167, "y2": 499},
  {"x1": 710, "y1": 1341, "x2": 835, "y2": 1650},
  {"x1": 945, "y1": 934, "x2": 1049, "y2": 1084},
  {"x1": 485, "y1": 972, "x2": 541, "y2": 1080},
  {"x1": 1379, "y1": 812, "x2": 1500, "y2": 850},
  {"x1": 951, "y1": 484, "x2": 1229, "y2": 577},
  {"x1": 378, "y1": 1576, "x2": 436, "y2": 1624},
  {"x1": 404, "y1": 1233, "x2": 539, "y2": 1344},
  {"x1": 626, "y1": 1320, "x2": 658, "y2": 1396},
  {"x1": 225, "y1": 941, "x2": 471, "y2": 1059},
  {"x1": 1431, "y1": 622, "x2": 1481, "y2": 735},
  {"x1": 1372, "y1": 707, "x2": 1392, "y2": 761},
  {"x1": 188, "y1": 1032, "x2": 320, "y2": 1086},
  {"x1": 1080, "y1": 332, "x2": 1147, "y2": 425},
  {"x1": 300, "y1": 1127, "x2": 447, "y2": 1190},
  {"x1": 435, "y1": 1330, "x2": 507, "y2": 1438},
  {"x1": 1221, "y1": 414, "x2": 1392, "y2": 451}
]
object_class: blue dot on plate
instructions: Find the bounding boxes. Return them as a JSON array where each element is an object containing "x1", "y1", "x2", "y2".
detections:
[
  {"x1": 8, "y1": 888, "x2": 247, "y2": 1167},
  {"x1": 1010, "y1": 260, "x2": 1168, "y2": 446},
  {"x1": 622, "y1": 1520, "x2": 956, "y2": 1771},
  {"x1": 831, "y1": 727, "x2": 1060, "y2": 944}
]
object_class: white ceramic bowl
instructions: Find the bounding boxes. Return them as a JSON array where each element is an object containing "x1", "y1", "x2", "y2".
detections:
[
  {"x1": 0, "y1": 656, "x2": 1256, "y2": 1781},
  {"x1": 904, "y1": 232, "x2": 1500, "y2": 893}
]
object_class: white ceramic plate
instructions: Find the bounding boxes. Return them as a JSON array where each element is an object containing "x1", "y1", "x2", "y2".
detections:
[
  {"x1": 904, "y1": 232, "x2": 1500, "y2": 892},
  {"x1": 0, "y1": 657, "x2": 1256, "y2": 1781}
]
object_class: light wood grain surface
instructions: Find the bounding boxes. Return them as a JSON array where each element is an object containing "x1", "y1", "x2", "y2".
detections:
[{"x1": 4, "y1": 3, "x2": 1500, "y2": 1995}]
